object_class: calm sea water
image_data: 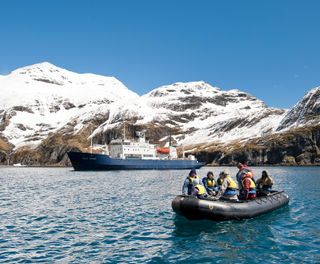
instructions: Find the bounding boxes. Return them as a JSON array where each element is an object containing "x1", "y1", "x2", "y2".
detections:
[{"x1": 0, "y1": 166, "x2": 319, "y2": 263}]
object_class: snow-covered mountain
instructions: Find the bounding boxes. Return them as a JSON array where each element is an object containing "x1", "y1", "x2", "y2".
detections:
[
  {"x1": 276, "y1": 86, "x2": 320, "y2": 131},
  {"x1": 140, "y1": 82, "x2": 286, "y2": 145},
  {"x1": 0, "y1": 62, "x2": 310, "y2": 154},
  {"x1": 0, "y1": 62, "x2": 138, "y2": 148}
]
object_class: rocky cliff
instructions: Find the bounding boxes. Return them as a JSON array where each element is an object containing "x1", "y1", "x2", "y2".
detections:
[{"x1": 194, "y1": 125, "x2": 320, "y2": 166}]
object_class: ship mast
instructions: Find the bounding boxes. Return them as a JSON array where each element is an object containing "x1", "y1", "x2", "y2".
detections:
[
  {"x1": 123, "y1": 122, "x2": 126, "y2": 141},
  {"x1": 182, "y1": 145, "x2": 185, "y2": 159},
  {"x1": 90, "y1": 129, "x2": 93, "y2": 154}
]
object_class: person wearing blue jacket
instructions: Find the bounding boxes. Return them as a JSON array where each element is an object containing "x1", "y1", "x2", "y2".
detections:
[
  {"x1": 191, "y1": 178, "x2": 208, "y2": 199},
  {"x1": 182, "y1": 168, "x2": 199, "y2": 195},
  {"x1": 202, "y1": 171, "x2": 218, "y2": 196}
]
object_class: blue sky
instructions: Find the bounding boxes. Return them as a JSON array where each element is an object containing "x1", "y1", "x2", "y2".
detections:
[{"x1": 0, "y1": 0, "x2": 319, "y2": 108}]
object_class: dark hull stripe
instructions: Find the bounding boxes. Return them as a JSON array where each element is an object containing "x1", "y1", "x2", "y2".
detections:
[{"x1": 67, "y1": 151, "x2": 206, "y2": 171}]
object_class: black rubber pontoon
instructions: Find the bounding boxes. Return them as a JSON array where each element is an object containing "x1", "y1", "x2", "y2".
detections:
[{"x1": 172, "y1": 191, "x2": 289, "y2": 221}]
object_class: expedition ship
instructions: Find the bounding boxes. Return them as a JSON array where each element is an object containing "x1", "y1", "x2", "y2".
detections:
[{"x1": 67, "y1": 130, "x2": 205, "y2": 171}]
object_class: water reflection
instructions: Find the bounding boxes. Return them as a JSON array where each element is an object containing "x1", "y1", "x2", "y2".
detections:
[
  {"x1": 172, "y1": 204, "x2": 290, "y2": 236},
  {"x1": 170, "y1": 205, "x2": 290, "y2": 263}
]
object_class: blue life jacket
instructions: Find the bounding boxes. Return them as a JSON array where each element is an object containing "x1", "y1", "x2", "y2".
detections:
[
  {"x1": 187, "y1": 175, "x2": 199, "y2": 195},
  {"x1": 262, "y1": 186, "x2": 272, "y2": 191},
  {"x1": 224, "y1": 177, "x2": 237, "y2": 195}
]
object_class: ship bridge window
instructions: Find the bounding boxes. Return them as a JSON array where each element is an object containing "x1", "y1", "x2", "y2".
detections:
[
  {"x1": 143, "y1": 154, "x2": 154, "y2": 157},
  {"x1": 125, "y1": 154, "x2": 142, "y2": 159}
]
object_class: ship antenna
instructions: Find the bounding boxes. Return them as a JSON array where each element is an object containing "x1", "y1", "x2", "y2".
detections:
[
  {"x1": 123, "y1": 122, "x2": 126, "y2": 141},
  {"x1": 90, "y1": 129, "x2": 93, "y2": 154}
]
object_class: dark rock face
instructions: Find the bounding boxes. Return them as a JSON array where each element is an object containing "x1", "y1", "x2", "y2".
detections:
[
  {"x1": 33, "y1": 78, "x2": 63, "y2": 86},
  {"x1": 196, "y1": 125, "x2": 320, "y2": 166},
  {"x1": 92, "y1": 122, "x2": 180, "y2": 147},
  {"x1": 0, "y1": 151, "x2": 6, "y2": 163},
  {"x1": 62, "y1": 102, "x2": 76, "y2": 110},
  {"x1": 12, "y1": 106, "x2": 34, "y2": 113},
  {"x1": 7, "y1": 134, "x2": 83, "y2": 166}
]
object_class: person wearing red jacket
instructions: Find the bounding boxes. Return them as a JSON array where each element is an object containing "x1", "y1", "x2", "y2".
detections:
[
  {"x1": 236, "y1": 162, "x2": 255, "y2": 192},
  {"x1": 240, "y1": 172, "x2": 257, "y2": 200}
]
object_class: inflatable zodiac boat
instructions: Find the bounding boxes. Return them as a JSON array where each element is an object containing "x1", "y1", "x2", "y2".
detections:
[{"x1": 171, "y1": 191, "x2": 289, "y2": 221}]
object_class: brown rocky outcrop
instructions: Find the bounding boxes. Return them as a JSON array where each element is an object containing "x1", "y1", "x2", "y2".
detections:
[{"x1": 194, "y1": 125, "x2": 320, "y2": 166}]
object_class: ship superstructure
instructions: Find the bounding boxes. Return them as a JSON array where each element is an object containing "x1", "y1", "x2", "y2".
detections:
[
  {"x1": 108, "y1": 130, "x2": 179, "y2": 160},
  {"x1": 109, "y1": 131, "x2": 158, "y2": 159}
]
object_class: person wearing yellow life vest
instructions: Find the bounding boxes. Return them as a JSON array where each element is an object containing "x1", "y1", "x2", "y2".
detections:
[
  {"x1": 191, "y1": 179, "x2": 208, "y2": 199},
  {"x1": 215, "y1": 170, "x2": 238, "y2": 201},
  {"x1": 236, "y1": 162, "x2": 255, "y2": 187},
  {"x1": 202, "y1": 171, "x2": 218, "y2": 196},
  {"x1": 217, "y1": 172, "x2": 224, "y2": 189},
  {"x1": 182, "y1": 168, "x2": 199, "y2": 195},
  {"x1": 256, "y1": 170, "x2": 274, "y2": 196},
  {"x1": 240, "y1": 171, "x2": 256, "y2": 200}
]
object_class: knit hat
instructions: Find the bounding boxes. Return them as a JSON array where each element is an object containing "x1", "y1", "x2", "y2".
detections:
[
  {"x1": 189, "y1": 168, "x2": 197, "y2": 176},
  {"x1": 221, "y1": 169, "x2": 230, "y2": 178},
  {"x1": 237, "y1": 162, "x2": 243, "y2": 169},
  {"x1": 262, "y1": 170, "x2": 270, "y2": 177}
]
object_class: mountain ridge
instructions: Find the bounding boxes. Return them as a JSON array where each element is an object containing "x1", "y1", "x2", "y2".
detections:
[{"x1": 0, "y1": 62, "x2": 319, "y2": 166}]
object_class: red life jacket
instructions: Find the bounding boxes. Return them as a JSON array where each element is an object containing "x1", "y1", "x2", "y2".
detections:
[{"x1": 238, "y1": 165, "x2": 255, "y2": 181}]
